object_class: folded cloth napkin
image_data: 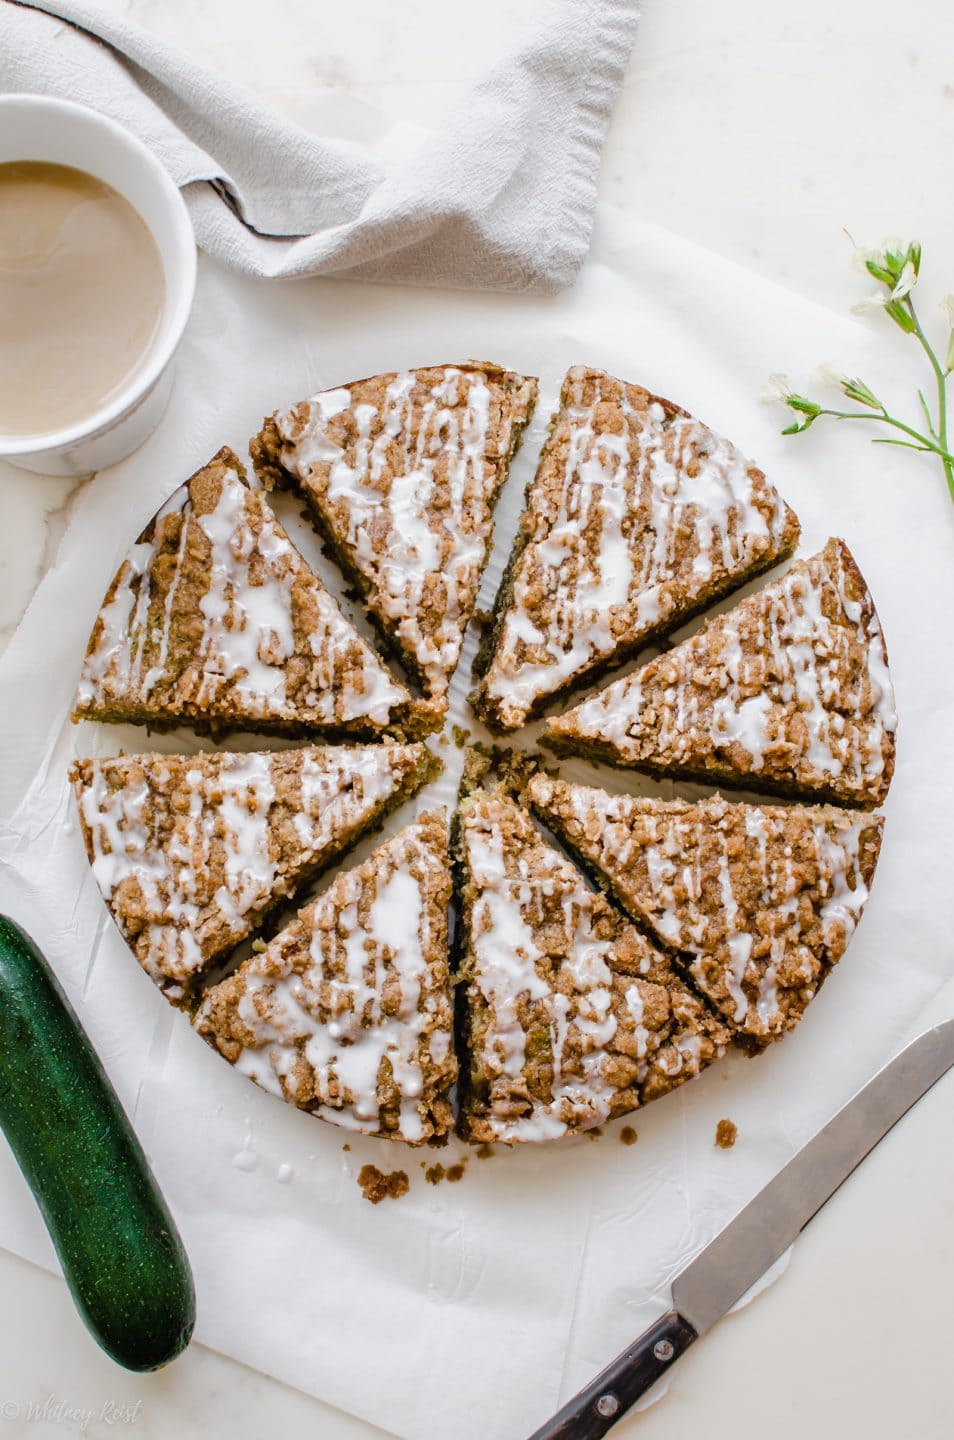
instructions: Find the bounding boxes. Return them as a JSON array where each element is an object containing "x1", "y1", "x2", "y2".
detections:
[{"x1": 0, "y1": 0, "x2": 640, "y2": 291}]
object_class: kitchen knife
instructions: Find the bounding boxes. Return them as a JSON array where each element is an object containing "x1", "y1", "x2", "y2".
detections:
[{"x1": 528, "y1": 1020, "x2": 954, "y2": 1440}]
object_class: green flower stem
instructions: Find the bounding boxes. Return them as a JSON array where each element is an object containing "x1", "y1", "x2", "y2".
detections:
[
  {"x1": 904, "y1": 297, "x2": 954, "y2": 503},
  {"x1": 809, "y1": 406, "x2": 954, "y2": 469}
]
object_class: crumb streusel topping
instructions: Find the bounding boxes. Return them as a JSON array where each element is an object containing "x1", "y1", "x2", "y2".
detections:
[
  {"x1": 71, "y1": 743, "x2": 429, "y2": 1002},
  {"x1": 472, "y1": 366, "x2": 799, "y2": 730},
  {"x1": 195, "y1": 812, "x2": 456, "y2": 1144},
  {"x1": 252, "y1": 363, "x2": 537, "y2": 703},
  {"x1": 546, "y1": 537, "x2": 896, "y2": 807},
  {"x1": 74, "y1": 448, "x2": 413, "y2": 736},
  {"x1": 456, "y1": 788, "x2": 726, "y2": 1142},
  {"x1": 529, "y1": 774, "x2": 883, "y2": 1045}
]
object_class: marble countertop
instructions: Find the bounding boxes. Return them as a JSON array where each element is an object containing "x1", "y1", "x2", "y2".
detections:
[{"x1": 2, "y1": 1, "x2": 953, "y2": 1436}]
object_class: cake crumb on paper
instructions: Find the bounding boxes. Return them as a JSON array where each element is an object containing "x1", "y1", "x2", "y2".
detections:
[
  {"x1": 715, "y1": 1118, "x2": 738, "y2": 1150},
  {"x1": 619, "y1": 1126, "x2": 638, "y2": 1146},
  {"x1": 425, "y1": 1160, "x2": 467, "y2": 1185},
  {"x1": 358, "y1": 1164, "x2": 410, "y2": 1204}
]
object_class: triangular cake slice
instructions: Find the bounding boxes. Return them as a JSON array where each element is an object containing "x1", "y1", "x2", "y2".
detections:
[
  {"x1": 73, "y1": 447, "x2": 425, "y2": 738},
  {"x1": 70, "y1": 743, "x2": 433, "y2": 1004},
  {"x1": 545, "y1": 538, "x2": 897, "y2": 808},
  {"x1": 250, "y1": 363, "x2": 538, "y2": 704},
  {"x1": 470, "y1": 366, "x2": 800, "y2": 731},
  {"x1": 529, "y1": 775, "x2": 883, "y2": 1046},
  {"x1": 194, "y1": 812, "x2": 456, "y2": 1145},
  {"x1": 454, "y1": 787, "x2": 727, "y2": 1143}
]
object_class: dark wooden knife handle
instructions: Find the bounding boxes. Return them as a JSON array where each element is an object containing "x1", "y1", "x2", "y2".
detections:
[{"x1": 527, "y1": 1310, "x2": 698, "y2": 1440}]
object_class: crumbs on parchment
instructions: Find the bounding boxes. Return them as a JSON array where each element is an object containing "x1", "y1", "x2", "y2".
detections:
[
  {"x1": 619, "y1": 1126, "x2": 638, "y2": 1146},
  {"x1": 585, "y1": 1127, "x2": 603, "y2": 1142},
  {"x1": 424, "y1": 1159, "x2": 467, "y2": 1186},
  {"x1": 715, "y1": 1118, "x2": 738, "y2": 1150},
  {"x1": 358, "y1": 1164, "x2": 410, "y2": 1204},
  {"x1": 475, "y1": 1143, "x2": 495, "y2": 1160}
]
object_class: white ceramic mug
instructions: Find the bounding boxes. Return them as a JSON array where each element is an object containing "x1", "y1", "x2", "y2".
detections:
[{"x1": 0, "y1": 95, "x2": 197, "y2": 476}]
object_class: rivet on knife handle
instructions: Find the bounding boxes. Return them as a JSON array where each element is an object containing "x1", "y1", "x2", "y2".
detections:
[{"x1": 526, "y1": 1311, "x2": 698, "y2": 1440}]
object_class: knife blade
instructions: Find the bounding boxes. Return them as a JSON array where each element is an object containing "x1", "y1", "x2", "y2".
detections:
[{"x1": 528, "y1": 1020, "x2": 954, "y2": 1440}]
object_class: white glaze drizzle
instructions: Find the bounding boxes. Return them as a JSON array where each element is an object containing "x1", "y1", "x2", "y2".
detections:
[
  {"x1": 272, "y1": 367, "x2": 531, "y2": 698},
  {"x1": 552, "y1": 539, "x2": 897, "y2": 804},
  {"x1": 460, "y1": 793, "x2": 704, "y2": 1142},
  {"x1": 75, "y1": 539, "x2": 158, "y2": 707},
  {"x1": 76, "y1": 463, "x2": 406, "y2": 727},
  {"x1": 481, "y1": 367, "x2": 791, "y2": 726},
  {"x1": 197, "y1": 817, "x2": 452, "y2": 1144},
  {"x1": 74, "y1": 745, "x2": 419, "y2": 990},
  {"x1": 528, "y1": 776, "x2": 877, "y2": 1040}
]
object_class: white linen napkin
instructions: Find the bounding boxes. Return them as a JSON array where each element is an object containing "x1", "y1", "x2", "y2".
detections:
[{"x1": 0, "y1": 0, "x2": 640, "y2": 290}]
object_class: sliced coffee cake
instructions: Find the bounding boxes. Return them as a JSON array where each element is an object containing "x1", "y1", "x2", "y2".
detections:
[
  {"x1": 471, "y1": 366, "x2": 800, "y2": 730},
  {"x1": 455, "y1": 787, "x2": 727, "y2": 1143},
  {"x1": 529, "y1": 775, "x2": 883, "y2": 1047},
  {"x1": 251, "y1": 363, "x2": 537, "y2": 705},
  {"x1": 74, "y1": 448, "x2": 422, "y2": 738},
  {"x1": 545, "y1": 538, "x2": 896, "y2": 808},
  {"x1": 71, "y1": 743, "x2": 432, "y2": 1003},
  {"x1": 195, "y1": 812, "x2": 456, "y2": 1145}
]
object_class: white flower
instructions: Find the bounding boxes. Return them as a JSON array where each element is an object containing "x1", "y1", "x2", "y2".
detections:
[
  {"x1": 851, "y1": 291, "x2": 888, "y2": 315},
  {"x1": 851, "y1": 236, "x2": 902, "y2": 272},
  {"x1": 759, "y1": 373, "x2": 792, "y2": 405},
  {"x1": 939, "y1": 294, "x2": 954, "y2": 326},
  {"x1": 814, "y1": 363, "x2": 846, "y2": 390},
  {"x1": 851, "y1": 243, "x2": 882, "y2": 275},
  {"x1": 851, "y1": 235, "x2": 915, "y2": 284},
  {"x1": 891, "y1": 260, "x2": 917, "y2": 299}
]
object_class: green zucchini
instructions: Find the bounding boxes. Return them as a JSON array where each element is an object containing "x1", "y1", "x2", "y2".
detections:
[{"x1": 0, "y1": 914, "x2": 195, "y2": 1370}]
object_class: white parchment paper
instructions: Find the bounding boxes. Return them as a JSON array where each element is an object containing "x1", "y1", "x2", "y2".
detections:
[{"x1": 0, "y1": 207, "x2": 952, "y2": 1440}]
